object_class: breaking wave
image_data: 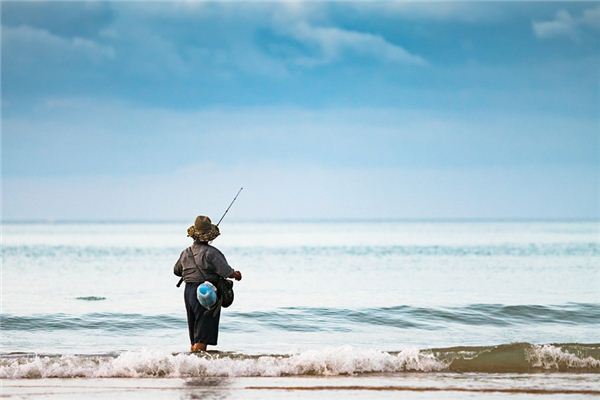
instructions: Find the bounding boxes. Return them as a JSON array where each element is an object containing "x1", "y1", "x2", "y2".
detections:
[{"x1": 1, "y1": 343, "x2": 598, "y2": 379}]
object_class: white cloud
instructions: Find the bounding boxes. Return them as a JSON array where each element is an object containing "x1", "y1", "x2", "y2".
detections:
[
  {"x1": 532, "y1": 6, "x2": 600, "y2": 40},
  {"x1": 582, "y1": 6, "x2": 600, "y2": 29},
  {"x1": 533, "y1": 10, "x2": 577, "y2": 39},
  {"x1": 286, "y1": 22, "x2": 427, "y2": 66},
  {"x1": 2, "y1": 25, "x2": 115, "y2": 60},
  {"x1": 2, "y1": 3, "x2": 422, "y2": 82}
]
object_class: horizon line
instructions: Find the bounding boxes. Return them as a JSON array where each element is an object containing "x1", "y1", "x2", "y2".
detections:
[{"x1": 2, "y1": 217, "x2": 599, "y2": 224}]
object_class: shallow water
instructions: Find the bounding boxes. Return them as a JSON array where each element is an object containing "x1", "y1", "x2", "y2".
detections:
[
  {"x1": 2, "y1": 375, "x2": 600, "y2": 400},
  {"x1": 1, "y1": 221, "x2": 599, "y2": 382}
]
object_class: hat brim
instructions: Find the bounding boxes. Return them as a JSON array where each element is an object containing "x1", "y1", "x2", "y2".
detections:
[{"x1": 187, "y1": 224, "x2": 220, "y2": 241}]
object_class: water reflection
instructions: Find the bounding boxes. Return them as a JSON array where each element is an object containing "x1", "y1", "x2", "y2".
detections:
[{"x1": 182, "y1": 377, "x2": 232, "y2": 400}]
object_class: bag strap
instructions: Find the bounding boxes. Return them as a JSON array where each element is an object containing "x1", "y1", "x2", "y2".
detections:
[{"x1": 187, "y1": 246, "x2": 207, "y2": 282}]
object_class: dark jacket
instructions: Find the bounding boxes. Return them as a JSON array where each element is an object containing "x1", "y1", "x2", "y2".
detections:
[{"x1": 174, "y1": 242, "x2": 234, "y2": 283}]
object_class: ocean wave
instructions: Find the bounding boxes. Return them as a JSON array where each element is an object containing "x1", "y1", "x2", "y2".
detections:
[
  {"x1": 1, "y1": 343, "x2": 598, "y2": 378},
  {"x1": 2, "y1": 303, "x2": 598, "y2": 332},
  {"x1": 0, "y1": 313, "x2": 184, "y2": 331}
]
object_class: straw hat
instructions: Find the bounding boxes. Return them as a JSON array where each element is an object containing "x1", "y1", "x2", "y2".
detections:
[{"x1": 187, "y1": 215, "x2": 220, "y2": 242}]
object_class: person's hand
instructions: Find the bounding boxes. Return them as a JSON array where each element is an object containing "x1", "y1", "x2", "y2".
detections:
[{"x1": 231, "y1": 271, "x2": 242, "y2": 281}]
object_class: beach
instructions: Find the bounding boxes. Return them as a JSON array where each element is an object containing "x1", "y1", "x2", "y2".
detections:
[{"x1": 3, "y1": 374, "x2": 600, "y2": 399}]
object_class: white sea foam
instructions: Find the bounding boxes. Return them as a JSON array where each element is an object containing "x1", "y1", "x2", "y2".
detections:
[
  {"x1": 0, "y1": 346, "x2": 445, "y2": 379},
  {"x1": 526, "y1": 344, "x2": 600, "y2": 370},
  {"x1": 2, "y1": 344, "x2": 599, "y2": 379}
]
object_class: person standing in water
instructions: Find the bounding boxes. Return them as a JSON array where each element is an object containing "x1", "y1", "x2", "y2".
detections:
[{"x1": 173, "y1": 215, "x2": 242, "y2": 352}]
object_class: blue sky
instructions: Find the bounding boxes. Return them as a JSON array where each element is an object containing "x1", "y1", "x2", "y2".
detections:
[{"x1": 2, "y1": 1, "x2": 599, "y2": 220}]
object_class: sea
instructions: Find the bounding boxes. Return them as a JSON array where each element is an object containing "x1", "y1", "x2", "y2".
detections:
[{"x1": 1, "y1": 221, "x2": 599, "y2": 398}]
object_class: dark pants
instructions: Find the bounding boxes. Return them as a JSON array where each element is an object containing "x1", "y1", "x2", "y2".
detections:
[{"x1": 184, "y1": 282, "x2": 221, "y2": 345}]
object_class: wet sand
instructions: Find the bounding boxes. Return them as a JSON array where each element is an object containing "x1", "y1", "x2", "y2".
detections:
[{"x1": 2, "y1": 374, "x2": 599, "y2": 399}]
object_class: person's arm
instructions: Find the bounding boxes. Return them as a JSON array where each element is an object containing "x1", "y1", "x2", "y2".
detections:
[
  {"x1": 173, "y1": 253, "x2": 183, "y2": 277},
  {"x1": 208, "y1": 248, "x2": 242, "y2": 280}
]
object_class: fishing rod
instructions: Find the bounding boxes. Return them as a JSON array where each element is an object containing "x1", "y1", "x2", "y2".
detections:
[
  {"x1": 176, "y1": 187, "x2": 244, "y2": 288},
  {"x1": 216, "y1": 187, "x2": 244, "y2": 227}
]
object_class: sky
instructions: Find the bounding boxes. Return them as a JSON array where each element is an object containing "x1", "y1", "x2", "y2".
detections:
[{"x1": 1, "y1": 1, "x2": 599, "y2": 221}]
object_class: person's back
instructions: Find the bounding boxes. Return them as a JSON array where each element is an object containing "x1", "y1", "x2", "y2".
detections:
[
  {"x1": 173, "y1": 215, "x2": 242, "y2": 352},
  {"x1": 176, "y1": 242, "x2": 234, "y2": 284}
]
